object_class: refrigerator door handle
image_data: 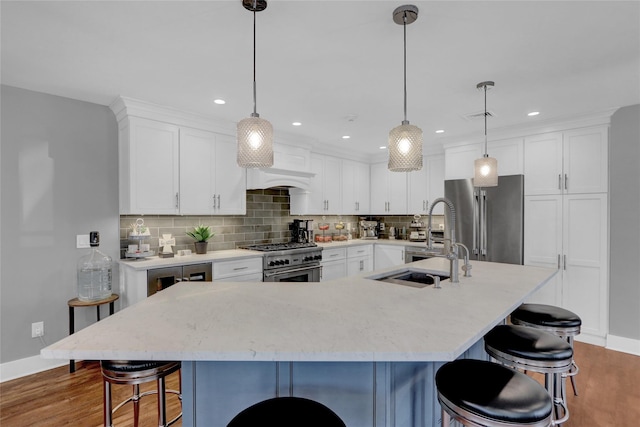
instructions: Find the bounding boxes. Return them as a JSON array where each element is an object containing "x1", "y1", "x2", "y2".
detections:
[
  {"x1": 481, "y1": 190, "x2": 487, "y2": 256},
  {"x1": 472, "y1": 190, "x2": 479, "y2": 256}
]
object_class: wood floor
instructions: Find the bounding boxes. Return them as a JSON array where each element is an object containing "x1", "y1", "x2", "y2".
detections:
[{"x1": 1, "y1": 342, "x2": 638, "y2": 426}]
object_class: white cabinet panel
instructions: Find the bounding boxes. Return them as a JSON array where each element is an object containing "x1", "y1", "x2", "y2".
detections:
[
  {"x1": 292, "y1": 154, "x2": 342, "y2": 214},
  {"x1": 444, "y1": 144, "x2": 482, "y2": 180},
  {"x1": 121, "y1": 117, "x2": 180, "y2": 214},
  {"x1": 374, "y1": 245, "x2": 405, "y2": 270},
  {"x1": 524, "y1": 126, "x2": 608, "y2": 196},
  {"x1": 488, "y1": 138, "x2": 524, "y2": 176},
  {"x1": 524, "y1": 193, "x2": 608, "y2": 343},
  {"x1": 408, "y1": 155, "x2": 445, "y2": 215},
  {"x1": 342, "y1": 160, "x2": 370, "y2": 215},
  {"x1": 214, "y1": 135, "x2": 247, "y2": 215},
  {"x1": 321, "y1": 247, "x2": 347, "y2": 282},
  {"x1": 370, "y1": 163, "x2": 408, "y2": 215},
  {"x1": 346, "y1": 245, "x2": 374, "y2": 277}
]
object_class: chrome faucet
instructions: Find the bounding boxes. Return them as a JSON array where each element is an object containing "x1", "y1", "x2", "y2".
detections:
[
  {"x1": 453, "y1": 242, "x2": 472, "y2": 277},
  {"x1": 427, "y1": 197, "x2": 461, "y2": 283}
]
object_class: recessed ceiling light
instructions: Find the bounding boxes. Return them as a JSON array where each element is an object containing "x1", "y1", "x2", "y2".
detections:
[
  {"x1": 435, "y1": 129, "x2": 445, "y2": 134},
  {"x1": 213, "y1": 99, "x2": 226, "y2": 105},
  {"x1": 292, "y1": 122, "x2": 302, "y2": 126},
  {"x1": 528, "y1": 111, "x2": 540, "y2": 116},
  {"x1": 379, "y1": 146, "x2": 386, "y2": 150},
  {"x1": 342, "y1": 135, "x2": 350, "y2": 139}
]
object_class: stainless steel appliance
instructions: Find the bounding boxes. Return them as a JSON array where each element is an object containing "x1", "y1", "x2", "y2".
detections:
[
  {"x1": 147, "y1": 263, "x2": 212, "y2": 296},
  {"x1": 359, "y1": 220, "x2": 379, "y2": 240},
  {"x1": 444, "y1": 174, "x2": 524, "y2": 264},
  {"x1": 242, "y1": 242, "x2": 323, "y2": 282},
  {"x1": 405, "y1": 246, "x2": 437, "y2": 263},
  {"x1": 289, "y1": 219, "x2": 314, "y2": 243}
]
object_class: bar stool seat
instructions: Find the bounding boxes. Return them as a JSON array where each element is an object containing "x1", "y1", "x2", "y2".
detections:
[
  {"x1": 101, "y1": 360, "x2": 182, "y2": 427},
  {"x1": 510, "y1": 303, "x2": 581, "y2": 395},
  {"x1": 436, "y1": 359, "x2": 553, "y2": 427},
  {"x1": 484, "y1": 325, "x2": 573, "y2": 425},
  {"x1": 227, "y1": 396, "x2": 346, "y2": 427}
]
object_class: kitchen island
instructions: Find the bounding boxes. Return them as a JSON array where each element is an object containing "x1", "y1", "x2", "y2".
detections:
[{"x1": 42, "y1": 258, "x2": 557, "y2": 427}]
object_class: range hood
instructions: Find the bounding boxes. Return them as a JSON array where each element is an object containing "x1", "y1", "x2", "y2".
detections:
[{"x1": 246, "y1": 142, "x2": 315, "y2": 190}]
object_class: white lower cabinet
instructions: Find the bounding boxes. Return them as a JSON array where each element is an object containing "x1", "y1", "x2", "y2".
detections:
[
  {"x1": 213, "y1": 257, "x2": 263, "y2": 282},
  {"x1": 524, "y1": 193, "x2": 608, "y2": 344},
  {"x1": 346, "y1": 245, "x2": 374, "y2": 277},
  {"x1": 321, "y1": 247, "x2": 347, "y2": 281},
  {"x1": 374, "y1": 245, "x2": 405, "y2": 270}
]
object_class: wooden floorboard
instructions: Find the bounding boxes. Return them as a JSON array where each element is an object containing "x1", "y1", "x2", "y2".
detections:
[{"x1": 1, "y1": 342, "x2": 638, "y2": 426}]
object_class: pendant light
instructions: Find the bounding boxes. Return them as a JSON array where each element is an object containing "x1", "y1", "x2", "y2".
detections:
[
  {"x1": 473, "y1": 81, "x2": 498, "y2": 187},
  {"x1": 237, "y1": 0, "x2": 274, "y2": 168},
  {"x1": 388, "y1": 5, "x2": 423, "y2": 172}
]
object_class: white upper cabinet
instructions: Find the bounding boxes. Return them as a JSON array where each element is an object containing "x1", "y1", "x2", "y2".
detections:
[
  {"x1": 117, "y1": 114, "x2": 246, "y2": 215},
  {"x1": 342, "y1": 160, "x2": 370, "y2": 215},
  {"x1": 444, "y1": 144, "x2": 482, "y2": 180},
  {"x1": 290, "y1": 154, "x2": 342, "y2": 214},
  {"x1": 524, "y1": 126, "x2": 608, "y2": 195},
  {"x1": 370, "y1": 162, "x2": 407, "y2": 215},
  {"x1": 408, "y1": 154, "x2": 445, "y2": 215},
  {"x1": 119, "y1": 117, "x2": 180, "y2": 214},
  {"x1": 445, "y1": 138, "x2": 524, "y2": 181},
  {"x1": 180, "y1": 129, "x2": 246, "y2": 215}
]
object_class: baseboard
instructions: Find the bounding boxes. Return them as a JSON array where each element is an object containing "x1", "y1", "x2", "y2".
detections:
[
  {"x1": 0, "y1": 355, "x2": 68, "y2": 383},
  {"x1": 606, "y1": 334, "x2": 640, "y2": 356},
  {"x1": 575, "y1": 332, "x2": 606, "y2": 347}
]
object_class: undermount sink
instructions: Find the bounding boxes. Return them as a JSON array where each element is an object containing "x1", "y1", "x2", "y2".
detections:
[{"x1": 368, "y1": 268, "x2": 450, "y2": 289}]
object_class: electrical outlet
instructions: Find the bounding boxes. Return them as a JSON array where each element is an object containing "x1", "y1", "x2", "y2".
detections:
[
  {"x1": 76, "y1": 234, "x2": 90, "y2": 249},
  {"x1": 31, "y1": 321, "x2": 44, "y2": 338}
]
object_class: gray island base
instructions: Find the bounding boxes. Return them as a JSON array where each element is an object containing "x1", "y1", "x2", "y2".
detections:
[{"x1": 42, "y1": 258, "x2": 557, "y2": 426}]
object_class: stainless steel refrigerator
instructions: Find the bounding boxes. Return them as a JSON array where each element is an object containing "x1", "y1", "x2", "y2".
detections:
[{"x1": 444, "y1": 174, "x2": 524, "y2": 265}]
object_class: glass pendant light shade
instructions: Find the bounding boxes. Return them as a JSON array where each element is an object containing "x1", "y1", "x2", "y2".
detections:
[
  {"x1": 388, "y1": 122, "x2": 423, "y2": 172},
  {"x1": 237, "y1": 115, "x2": 274, "y2": 168},
  {"x1": 474, "y1": 155, "x2": 498, "y2": 187}
]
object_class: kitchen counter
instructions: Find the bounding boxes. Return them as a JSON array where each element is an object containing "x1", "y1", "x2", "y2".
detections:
[
  {"x1": 44, "y1": 258, "x2": 555, "y2": 362},
  {"x1": 118, "y1": 248, "x2": 264, "y2": 271},
  {"x1": 42, "y1": 258, "x2": 556, "y2": 426}
]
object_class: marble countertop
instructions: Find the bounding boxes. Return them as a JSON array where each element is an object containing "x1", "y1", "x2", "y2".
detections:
[
  {"x1": 118, "y1": 249, "x2": 264, "y2": 271},
  {"x1": 42, "y1": 258, "x2": 556, "y2": 363}
]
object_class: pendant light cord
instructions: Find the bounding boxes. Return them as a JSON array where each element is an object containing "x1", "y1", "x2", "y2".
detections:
[
  {"x1": 483, "y1": 84, "x2": 488, "y2": 156},
  {"x1": 252, "y1": 2, "x2": 258, "y2": 117},
  {"x1": 403, "y1": 12, "x2": 408, "y2": 123}
]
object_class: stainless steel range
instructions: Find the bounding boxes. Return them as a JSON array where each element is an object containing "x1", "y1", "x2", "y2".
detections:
[{"x1": 242, "y1": 242, "x2": 323, "y2": 282}]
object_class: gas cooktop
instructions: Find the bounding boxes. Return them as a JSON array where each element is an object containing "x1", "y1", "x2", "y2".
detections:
[{"x1": 242, "y1": 242, "x2": 318, "y2": 252}]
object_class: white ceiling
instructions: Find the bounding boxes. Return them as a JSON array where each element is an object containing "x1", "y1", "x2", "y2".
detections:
[{"x1": 2, "y1": 1, "x2": 639, "y2": 157}]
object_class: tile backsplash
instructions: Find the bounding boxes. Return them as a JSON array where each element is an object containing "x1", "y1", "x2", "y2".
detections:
[{"x1": 120, "y1": 189, "x2": 444, "y2": 258}]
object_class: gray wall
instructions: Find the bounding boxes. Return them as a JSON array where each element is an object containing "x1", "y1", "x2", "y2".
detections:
[
  {"x1": 609, "y1": 104, "x2": 640, "y2": 340},
  {"x1": 0, "y1": 85, "x2": 119, "y2": 364}
]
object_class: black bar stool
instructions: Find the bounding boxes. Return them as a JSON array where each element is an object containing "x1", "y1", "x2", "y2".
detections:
[
  {"x1": 227, "y1": 396, "x2": 346, "y2": 427},
  {"x1": 101, "y1": 360, "x2": 182, "y2": 427},
  {"x1": 484, "y1": 325, "x2": 572, "y2": 426},
  {"x1": 510, "y1": 303, "x2": 581, "y2": 395},
  {"x1": 436, "y1": 359, "x2": 553, "y2": 427}
]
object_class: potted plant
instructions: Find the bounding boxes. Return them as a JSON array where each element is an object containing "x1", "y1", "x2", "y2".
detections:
[{"x1": 186, "y1": 225, "x2": 213, "y2": 254}]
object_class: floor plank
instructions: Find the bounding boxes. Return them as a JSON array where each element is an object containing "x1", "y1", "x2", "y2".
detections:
[{"x1": 1, "y1": 342, "x2": 638, "y2": 426}]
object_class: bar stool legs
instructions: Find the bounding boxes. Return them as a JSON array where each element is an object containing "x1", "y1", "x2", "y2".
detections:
[{"x1": 101, "y1": 361, "x2": 182, "y2": 427}]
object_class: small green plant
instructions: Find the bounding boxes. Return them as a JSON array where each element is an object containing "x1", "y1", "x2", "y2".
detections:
[{"x1": 186, "y1": 225, "x2": 213, "y2": 242}]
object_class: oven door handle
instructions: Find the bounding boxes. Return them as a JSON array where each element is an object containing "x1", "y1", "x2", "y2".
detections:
[{"x1": 263, "y1": 265, "x2": 320, "y2": 278}]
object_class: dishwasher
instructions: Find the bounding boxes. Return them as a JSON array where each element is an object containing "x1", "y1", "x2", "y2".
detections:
[{"x1": 147, "y1": 263, "x2": 212, "y2": 297}]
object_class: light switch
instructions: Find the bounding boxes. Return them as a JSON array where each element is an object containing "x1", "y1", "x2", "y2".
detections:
[{"x1": 76, "y1": 234, "x2": 90, "y2": 249}]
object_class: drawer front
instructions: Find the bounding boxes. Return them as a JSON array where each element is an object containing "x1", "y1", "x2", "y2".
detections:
[
  {"x1": 322, "y1": 247, "x2": 347, "y2": 261},
  {"x1": 347, "y1": 245, "x2": 373, "y2": 258},
  {"x1": 213, "y1": 257, "x2": 263, "y2": 280}
]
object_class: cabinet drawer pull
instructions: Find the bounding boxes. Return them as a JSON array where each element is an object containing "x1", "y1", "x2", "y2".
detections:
[{"x1": 233, "y1": 266, "x2": 249, "y2": 271}]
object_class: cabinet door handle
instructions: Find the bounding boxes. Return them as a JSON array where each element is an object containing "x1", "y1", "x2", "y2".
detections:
[
  {"x1": 401, "y1": 250, "x2": 404, "y2": 261},
  {"x1": 213, "y1": 194, "x2": 216, "y2": 209},
  {"x1": 217, "y1": 194, "x2": 221, "y2": 209},
  {"x1": 175, "y1": 193, "x2": 179, "y2": 209},
  {"x1": 558, "y1": 174, "x2": 562, "y2": 190},
  {"x1": 563, "y1": 254, "x2": 567, "y2": 271},
  {"x1": 557, "y1": 254, "x2": 561, "y2": 269},
  {"x1": 359, "y1": 260, "x2": 364, "y2": 271},
  {"x1": 564, "y1": 174, "x2": 568, "y2": 191},
  {"x1": 423, "y1": 200, "x2": 426, "y2": 211}
]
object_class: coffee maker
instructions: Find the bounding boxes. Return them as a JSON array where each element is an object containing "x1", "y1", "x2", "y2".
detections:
[
  {"x1": 359, "y1": 220, "x2": 379, "y2": 240},
  {"x1": 290, "y1": 219, "x2": 314, "y2": 243}
]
